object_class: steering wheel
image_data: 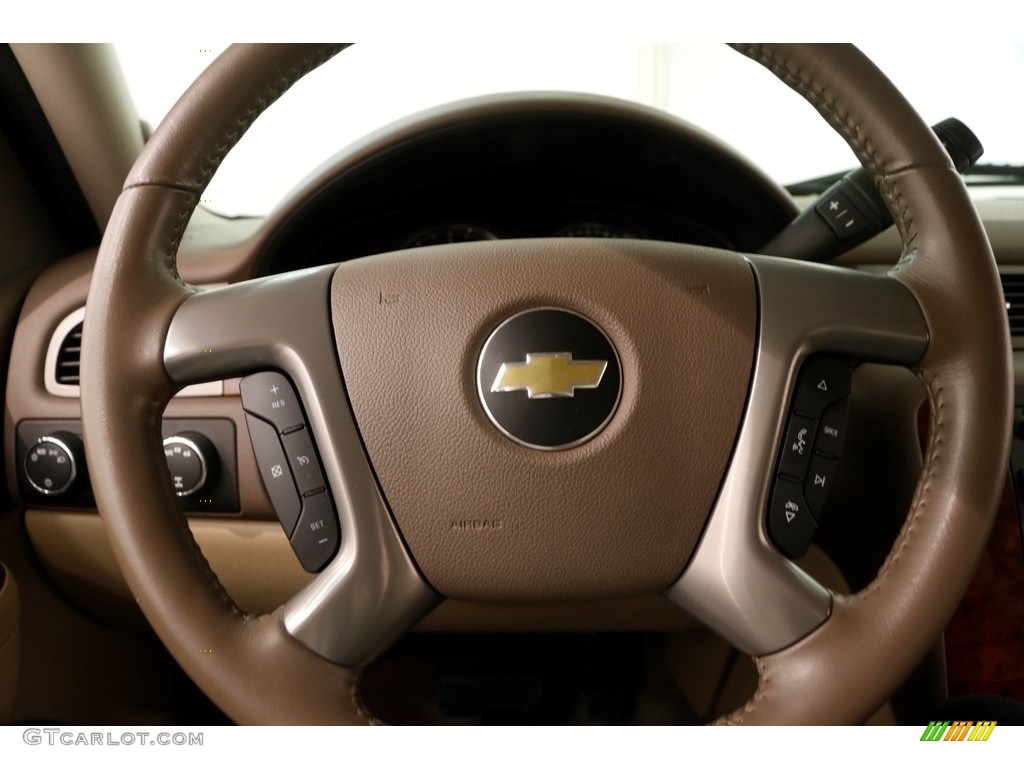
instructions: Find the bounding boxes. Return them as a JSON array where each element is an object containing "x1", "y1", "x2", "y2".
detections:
[{"x1": 80, "y1": 43, "x2": 1012, "y2": 725}]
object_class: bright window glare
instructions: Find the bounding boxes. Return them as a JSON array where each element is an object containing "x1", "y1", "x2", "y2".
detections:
[{"x1": 114, "y1": 43, "x2": 1024, "y2": 218}]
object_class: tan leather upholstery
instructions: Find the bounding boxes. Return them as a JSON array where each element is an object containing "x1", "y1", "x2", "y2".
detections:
[{"x1": 81, "y1": 43, "x2": 1011, "y2": 724}]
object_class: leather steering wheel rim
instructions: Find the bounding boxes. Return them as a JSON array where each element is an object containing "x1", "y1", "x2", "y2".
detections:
[{"x1": 80, "y1": 43, "x2": 1012, "y2": 725}]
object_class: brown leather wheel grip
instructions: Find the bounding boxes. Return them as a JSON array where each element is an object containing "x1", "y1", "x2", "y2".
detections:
[{"x1": 81, "y1": 43, "x2": 1012, "y2": 725}]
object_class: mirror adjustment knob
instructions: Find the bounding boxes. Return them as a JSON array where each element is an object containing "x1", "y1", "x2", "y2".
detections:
[
  {"x1": 24, "y1": 432, "x2": 83, "y2": 496},
  {"x1": 163, "y1": 432, "x2": 218, "y2": 497}
]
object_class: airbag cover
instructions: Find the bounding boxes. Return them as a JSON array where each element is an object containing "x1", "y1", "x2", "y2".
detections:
[{"x1": 330, "y1": 239, "x2": 756, "y2": 600}]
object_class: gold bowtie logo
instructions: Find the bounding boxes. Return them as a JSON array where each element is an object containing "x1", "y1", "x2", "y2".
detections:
[{"x1": 491, "y1": 352, "x2": 608, "y2": 399}]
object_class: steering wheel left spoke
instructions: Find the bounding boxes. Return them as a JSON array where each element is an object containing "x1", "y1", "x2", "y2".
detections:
[{"x1": 165, "y1": 267, "x2": 439, "y2": 665}]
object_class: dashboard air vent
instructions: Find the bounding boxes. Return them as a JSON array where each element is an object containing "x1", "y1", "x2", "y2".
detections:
[
  {"x1": 1002, "y1": 273, "x2": 1024, "y2": 339},
  {"x1": 54, "y1": 321, "x2": 83, "y2": 385},
  {"x1": 44, "y1": 305, "x2": 221, "y2": 398}
]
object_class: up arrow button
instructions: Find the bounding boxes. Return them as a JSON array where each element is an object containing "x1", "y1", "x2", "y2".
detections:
[{"x1": 794, "y1": 357, "x2": 852, "y2": 417}]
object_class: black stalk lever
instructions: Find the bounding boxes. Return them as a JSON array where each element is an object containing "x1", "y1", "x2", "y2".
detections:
[{"x1": 761, "y1": 118, "x2": 983, "y2": 262}]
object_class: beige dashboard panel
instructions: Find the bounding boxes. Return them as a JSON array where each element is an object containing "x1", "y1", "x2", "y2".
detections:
[{"x1": 26, "y1": 512, "x2": 311, "y2": 617}]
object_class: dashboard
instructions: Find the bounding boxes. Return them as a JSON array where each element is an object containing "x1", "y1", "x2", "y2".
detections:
[
  {"x1": 7, "y1": 85, "x2": 1024, "y2": 725},
  {"x1": 12, "y1": 94, "x2": 1024, "y2": 594},
  {"x1": 5, "y1": 93, "x2": 812, "y2": 635},
  {"x1": 255, "y1": 93, "x2": 798, "y2": 273},
  {"x1": 11, "y1": 92, "x2": 1024, "y2": 618}
]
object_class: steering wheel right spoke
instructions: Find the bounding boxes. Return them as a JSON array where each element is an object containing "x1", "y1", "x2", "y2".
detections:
[
  {"x1": 164, "y1": 267, "x2": 439, "y2": 665},
  {"x1": 667, "y1": 255, "x2": 930, "y2": 656}
]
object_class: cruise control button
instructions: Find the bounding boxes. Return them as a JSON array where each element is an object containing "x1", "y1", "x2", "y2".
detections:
[
  {"x1": 768, "y1": 479, "x2": 816, "y2": 559},
  {"x1": 240, "y1": 372, "x2": 305, "y2": 434},
  {"x1": 804, "y1": 454, "x2": 839, "y2": 521},
  {"x1": 290, "y1": 491, "x2": 340, "y2": 572},
  {"x1": 281, "y1": 427, "x2": 326, "y2": 496},
  {"x1": 815, "y1": 399, "x2": 848, "y2": 458},
  {"x1": 793, "y1": 357, "x2": 851, "y2": 417},
  {"x1": 245, "y1": 415, "x2": 301, "y2": 536},
  {"x1": 779, "y1": 414, "x2": 816, "y2": 480}
]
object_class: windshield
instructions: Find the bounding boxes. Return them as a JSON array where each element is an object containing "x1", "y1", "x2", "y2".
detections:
[{"x1": 115, "y1": 42, "x2": 1024, "y2": 218}]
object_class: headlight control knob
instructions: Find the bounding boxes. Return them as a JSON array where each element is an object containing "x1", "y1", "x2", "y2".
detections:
[
  {"x1": 24, "y1": 432, "x2": 83, "y2": 496},
  {"x1": 163, "y1": 432, "x2": 218, "y2": 497}
]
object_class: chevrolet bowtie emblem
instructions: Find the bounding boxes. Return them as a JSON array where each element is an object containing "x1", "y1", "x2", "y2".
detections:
[
  {"x1": 491, "y1": 352, "x2": 608, "y2": 399},
  {"x1": 477, "y1": 308, "x2": 621, "y2": 449}
]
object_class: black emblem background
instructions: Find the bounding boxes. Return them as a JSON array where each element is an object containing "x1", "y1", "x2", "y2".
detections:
[{"x1": 477, "y1": 308, "x2": 621, "y2": 449}]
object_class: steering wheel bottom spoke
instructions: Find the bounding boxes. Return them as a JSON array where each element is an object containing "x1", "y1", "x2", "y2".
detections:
[
  {"x1": 165, "y1": 267, "x2": 440, "y2": 665},
  {"x1": 668, "y1": 255, "x2": 929, "y2": 656}
]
